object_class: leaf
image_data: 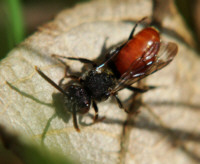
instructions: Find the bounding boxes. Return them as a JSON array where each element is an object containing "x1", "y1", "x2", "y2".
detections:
[{"x1": 0, "y1": 0, "x2": 200, "y2": 164}]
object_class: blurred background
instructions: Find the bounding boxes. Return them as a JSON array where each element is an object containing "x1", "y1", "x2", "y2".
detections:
[
  {"x1": 0, "y1": 0, "x2": 89, "y2": 61},
  {"x1": 0, "y1": 0, "x2": 200, "y2": 61}
]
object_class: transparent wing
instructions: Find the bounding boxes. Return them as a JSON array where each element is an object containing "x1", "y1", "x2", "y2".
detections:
[
  {"x1": 96, "y1": 41, "x2": 127, "y2": 69},
  {"x1": 111, "y1": 41, "x2": 178, "y2": 93}
]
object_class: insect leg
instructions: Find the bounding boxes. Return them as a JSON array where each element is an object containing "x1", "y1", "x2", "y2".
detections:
[
  {"x1": 92, "y1": 101, "x2": 98, "y2": 122},
  {"x1": 58, "y1": 67, "x2": 80, "y2": 86},
  {"x1": 51, "y1": 55, "x2": 81, "y2": 85},
  {"x1": 72, "y1": 109, "x2": 80, "y2": 132},
  {"x1": 52, "y1": 54, "x2": 97, "y2": 67},
  {"x1": 128, "y1": 17, "x2": 147, "y2": 40},
  {"x1": 126, "y1": 85, "x2": 157, "y2": 93},
  {"x1": 113, "y1": 94, "x2": 129, "y2": 113}
]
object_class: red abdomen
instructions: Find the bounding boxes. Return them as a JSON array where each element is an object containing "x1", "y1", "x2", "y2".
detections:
[{"x1": 114, "y1": 27, "x2": 160, "y2": 75}]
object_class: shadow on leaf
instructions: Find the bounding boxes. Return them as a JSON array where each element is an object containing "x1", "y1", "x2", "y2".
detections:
[{"x1": 6, "y1": 81, "x2": 200, "y2": 163}]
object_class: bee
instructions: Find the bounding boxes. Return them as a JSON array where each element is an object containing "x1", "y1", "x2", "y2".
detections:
[{"x1": 35, "y1": 18, "x2": 178, "y2": 132}]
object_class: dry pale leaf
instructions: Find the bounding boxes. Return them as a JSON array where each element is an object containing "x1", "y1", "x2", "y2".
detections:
[{"x1": 0, "y1": 0, "x2": 200, "y2": 164}]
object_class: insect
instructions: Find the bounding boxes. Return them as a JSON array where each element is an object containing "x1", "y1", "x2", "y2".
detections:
[{"x1": 35, "y1": 18, "x2": 178, "y2": 132}]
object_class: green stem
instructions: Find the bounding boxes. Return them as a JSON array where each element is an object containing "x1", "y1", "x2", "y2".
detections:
[{"x1": 6, "y1": 0, "x2": 25, "y2": 49}]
